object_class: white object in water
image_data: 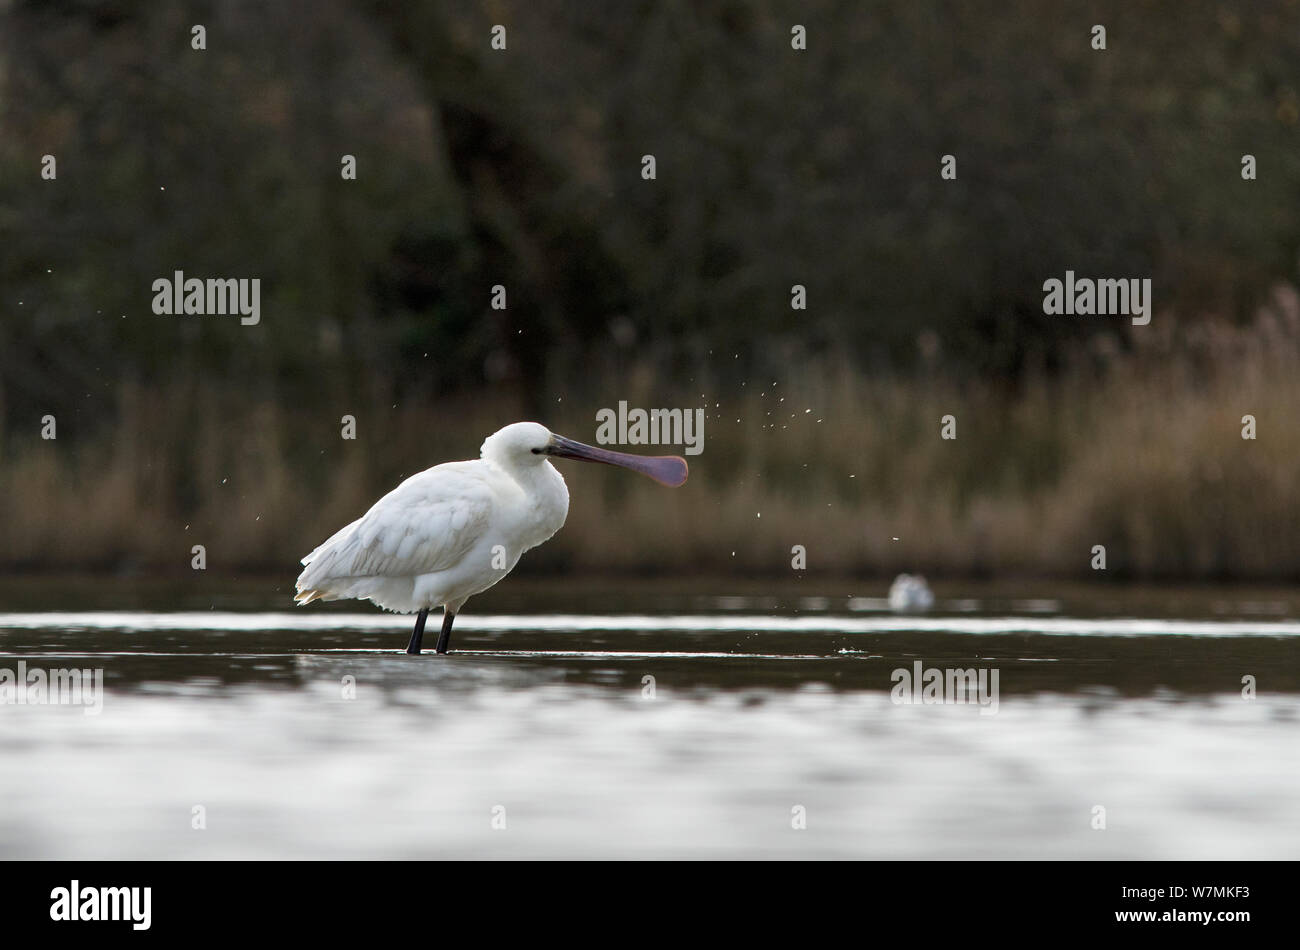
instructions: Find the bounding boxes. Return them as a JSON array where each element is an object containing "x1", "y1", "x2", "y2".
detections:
[{"x1": 889, "y1": 573, "x2": 935, "y2": 611}]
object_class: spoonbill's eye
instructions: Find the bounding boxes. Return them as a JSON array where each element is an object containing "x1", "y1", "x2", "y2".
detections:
[{"x1": 531, "y1": 447, "x2": 542, "y2": 454}]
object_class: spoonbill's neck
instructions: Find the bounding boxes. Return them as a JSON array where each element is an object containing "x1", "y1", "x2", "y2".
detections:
[
  {"x1": 486, "y1": 455, "x2": 570, "y2": 542},
  {"x1": 484, "y1": 453, "x2": 566, "y2": 496}
]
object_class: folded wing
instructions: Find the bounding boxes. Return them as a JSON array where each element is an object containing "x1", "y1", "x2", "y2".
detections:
[{"x1": 294, "y1": 463, "x2": 495, "y2": 603}]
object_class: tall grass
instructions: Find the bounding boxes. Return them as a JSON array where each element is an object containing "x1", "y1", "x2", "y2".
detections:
[{"x1": 4, "y1": 304, "x2": 1299, "y2": 581}]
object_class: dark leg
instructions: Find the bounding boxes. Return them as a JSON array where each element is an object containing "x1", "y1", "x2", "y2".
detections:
[
  {"x1": 434, "y1": 609, "x2": 456, "y2": 654},
  {"x1": 405, "y1": 608, "x2": 429, "y2": 655}
]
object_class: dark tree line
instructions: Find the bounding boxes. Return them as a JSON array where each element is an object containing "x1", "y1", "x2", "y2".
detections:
[{"x1": 2, "y1": 0, "x2": 1298, "y2": 437}]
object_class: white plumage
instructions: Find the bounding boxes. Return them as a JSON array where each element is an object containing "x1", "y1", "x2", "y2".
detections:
[
  {"x1": 296, "y1": 423, "x2": 568, "y2": 614},
  {"x1": 294, "y1": 421, "x2": 687, "y2": 653}
]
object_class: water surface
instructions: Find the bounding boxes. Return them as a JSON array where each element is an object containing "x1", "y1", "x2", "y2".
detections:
[{"x1": 1, "y1": 579, "x2": 1297, "y2": 858}]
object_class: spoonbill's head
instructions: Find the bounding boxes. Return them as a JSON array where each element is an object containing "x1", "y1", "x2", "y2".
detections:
[{"x1": 481, "y1": 422, "x2": 688, "y2": 487}]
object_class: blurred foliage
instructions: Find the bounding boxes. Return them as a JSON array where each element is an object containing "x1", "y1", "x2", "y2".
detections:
[
  {"x1": 1, "y1": 0, "x2": 1299, "y2": 577},
  {"x1": 3, "y1": 1, "x2": 1299, "y2": 418}
]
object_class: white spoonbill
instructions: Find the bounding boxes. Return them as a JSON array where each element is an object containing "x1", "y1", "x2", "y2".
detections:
[{"x1": 294, "y1": 422, "x2": 688, "y2": 654}]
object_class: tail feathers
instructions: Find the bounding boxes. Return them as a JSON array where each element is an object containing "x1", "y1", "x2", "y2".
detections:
[{"x1": 294, "y1": 588, "x2": 325, "y2": 605}]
